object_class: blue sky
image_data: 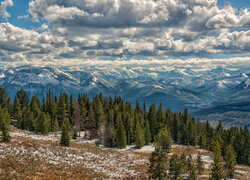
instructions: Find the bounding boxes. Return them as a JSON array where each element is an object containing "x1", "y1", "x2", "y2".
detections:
[{"x1": 0, "y1": 0, "x2": 249, "y2": 67}]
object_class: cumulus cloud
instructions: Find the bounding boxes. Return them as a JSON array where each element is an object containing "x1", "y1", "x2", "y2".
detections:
[
  {"x1": 0, "y1": 0, "x2": 249, "y2": 66},
  {"x1": 28, "y1": 0, "x2": 250, "y2": 29},
  {"x1": 0, "y1": 0, "x2": 13, "y2": 19}
]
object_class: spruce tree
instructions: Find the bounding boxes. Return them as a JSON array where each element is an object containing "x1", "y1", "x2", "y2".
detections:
[
  {"x1": 210, "y1": 141, "x2": 223, "y2": 180},
  {"x1": 169, "y1": 154, "x2": 181, "y2": 180},
  {"x1": 155, "y1": 127, "x2": 172, "y2": 152},
  {"x1": 144, "y1": 118, "x2": 151, "y2": 145},
  {"x1": 180, "y1": 153, "x2": 188, "y2": 174},
  {"x1": 116, "y1": 118, "x2": 127, "y2": 148},
  {"x1": 225, "y1": 144, "x2": 236, "y2": 178},
  {"x1": 147, "y1": 145, "x2": 168, "y2": 180},
  {"x1": 53, "y1": 118, "x2": 59, "y2": 132},
  {"x1": 197, "y1": 152, "x2": 204, "y2": 174},
  {"x1": 16, "y1": 89, "x2": 29, "y2": 109},
  {"x1": 148, "y1": 104, "x2": 157, "y2": 142},
  {"x1": 187, "y1": 154, "x2": 197, "y2": 180},
  {"x1": 0, "y1": 108, "x2": 11, "y2": 142},
  {"x1": 0, "y1": 88, "x2": 8, "y2": 108},
  {"x1": 60, "y1": 119, "x2": 70, "y2": 147},
  {"x1": 135, "y1": 121, "x2": 145, "y2": 149}
]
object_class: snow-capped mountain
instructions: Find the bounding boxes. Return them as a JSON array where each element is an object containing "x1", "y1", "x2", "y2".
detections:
[{"x1": 0, "y1": 65, "x2": 249, "y2": 128}]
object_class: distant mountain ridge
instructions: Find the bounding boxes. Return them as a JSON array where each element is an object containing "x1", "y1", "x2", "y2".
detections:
[{"x1": 0, "y1": 65, "x2": 249, "y2": 128}]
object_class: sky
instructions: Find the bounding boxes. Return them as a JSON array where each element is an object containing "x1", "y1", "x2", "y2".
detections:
[{"x1": 0, "y1": 0, "x2": 249, "y2": 70}]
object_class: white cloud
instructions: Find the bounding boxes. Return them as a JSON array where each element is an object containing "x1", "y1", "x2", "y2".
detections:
[
  {"x1": 0, "y1": 0, "x2": 249, "y2": 66},
  {"x1": 0, "y1": 0, "x2": 13, "y2": 19},
  {"x1": 17, "y1": 14, "x2": 29, "y2": 19}
]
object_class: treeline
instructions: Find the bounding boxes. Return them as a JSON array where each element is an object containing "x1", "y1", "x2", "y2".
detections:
[{"x1": 0, "y1": 88, "x2": 249, "y2": 166}]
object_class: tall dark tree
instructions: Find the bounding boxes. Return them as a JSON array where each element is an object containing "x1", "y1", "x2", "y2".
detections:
[
  {"x1": 155, "y1": 128, "x2": 172, "y2": 152},
  {"x1": 135, "y1": 120, "x2": 145, "y2": 149},
  {"x1": 187, "y1": 155, "x2": 197, "y2": 180},
  {"x1": 144, "y1": 118, "x2": 151, "y2": 145},
  {"x1": 60, "y1": 118, "x2": 70, "y2": 147},
  {"x1": 197, "y1": 152, "x2": 204, "y2": 174},
  {"x1": 116, "y1": 115, "x2": 127, "y2": 149},
  {"x1": 0, "y1": 107, "x2": 11, "y2": 142},
  {"x1": 16, "y1": 89, "x2": 29, "y2": 109},
  {"x1": 225, "y1": 144, "x2": 236, "y2": 178},
  {"x1": 148, "y1": 104, "x2": 157, "y2": 142},
  {"x1": 169, "y1": 154, "x2": 181, "y2": 180},
  {"x1": 0, "y1": 88, "x2": 8, "y2": 108},
  {"x1": 147, "y1": 145, "x2": 168, "y2": 180},
  {"x1": 210, "y1": 141, "x2": 223, "y2": 180}
]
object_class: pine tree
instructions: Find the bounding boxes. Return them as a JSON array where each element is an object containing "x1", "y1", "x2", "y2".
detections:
[
  {"x1": 16, "y1": 89, "x2": 29, "y2": 109},
  {"x1": 53, "y1": 118, "x2": 59, "y2": 132},
  {"x1": 180, "y1": 153, "x2": 188, "y2": 174},
  {"x1": 60, "y1": 119, "x2": 70, "y2": 147},
  {"x1": 197, "y1": 152, "x2": 204, "y2": 174},
  {"x1": 169, "y1": 154, "x2": 181, "y2": 180},
  {"x1": 147, "y1": 145, "x2": 168, "y2": 180},
  {"x1": 116, "y1": 117, "x2": 127, "y2": 149},
  {"x1": 0, "y1": 108, "x2": 11, "y2": 142},
  {"x1": 0, "y1": 88, "x2": 8, "y2": 108},
  {"x1": 225, "y1": 144, "x2": 236, "y2": 178},
  {"x1": 34, "y1": 112, "x2": 51, "y2": 134},
  {"x1": 187, "y1": 154, "x2": 197, "y2": 180},
  {"x1": 210, "y1": 141, "x2": 223, "y2": 180},
  {"x1": 6, "y1": 97, "x2": 12, "y2": 115},
  {"x1": 148, "y1": 104, "x2": 157, "y2": 142},
  {"x1": 23, "y1": 106, "x2": 34, "y2": 130},
  {"x1": 155, "y1": 127, "x2": 172, "y2": 152},
  {"x1": 135, "y1": 121, "x2": 145, "y2": 149},
  {"x1": 144, "y1": 118, "x2": 151, "y2": 145}
]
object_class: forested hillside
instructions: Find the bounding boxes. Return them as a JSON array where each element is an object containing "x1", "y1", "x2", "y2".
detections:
[{"x1": 0, "y1": 87, "x2": 249, "y2": 167}]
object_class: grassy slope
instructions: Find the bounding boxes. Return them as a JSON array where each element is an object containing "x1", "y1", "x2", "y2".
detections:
[{"x1": 0, "y1": 128, "x2": 249, "y2": 179}]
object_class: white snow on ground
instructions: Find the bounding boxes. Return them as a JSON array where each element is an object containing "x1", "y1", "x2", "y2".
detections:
[
  {"x1": 7, "y1": 128, "x2": 250, "y2": 179},
  {"x1": 201, "y1": 155, "x2": 214, "y2": 163},
  {"x1": 10, "y1": 131, "x2": 60, "y2": 142},
  {"x1": 235, "y1": 170, "x2": 250, "y2": 175},
  {"x1": 0, "y1": 139, "x2": 145, "y2": 178}
]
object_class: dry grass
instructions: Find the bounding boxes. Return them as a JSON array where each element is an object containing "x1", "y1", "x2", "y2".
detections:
[{"x1": 0, "y1": 129, "x2": 249, "y2": 179}]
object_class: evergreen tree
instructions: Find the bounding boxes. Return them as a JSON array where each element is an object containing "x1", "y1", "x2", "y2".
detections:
[
  {"x1": 210, "y1": 141, "x2": 223, "y2": 180},
  {"x1": 53, "y1": 118, "x2": 59, "y2": 132},
  {"x1": 187, "y1": 154, "x2": 197, "y2": 180},
  {"x1": 169, "y1": 154, "x2": 181, "y2": 180},
  {"x1": 148, "y1": 104, "x2": 157, "y2": 142},
  {"x1": 155, "y1": 128, "x2": 172, "y2": 152},
  {"x1": 60, "y1": 119, "x2": 70, "y2": 147},
  {"x1": 156, "y1": 103, "x2": 165, "y2": 132},
  {"x1": 180, "y1": 153, "x2": 188, "y2": 174},
  {"x1": 34, "y1": 112, "x2": 51, "y2": 134},
  {"x1": 197, "y1": 152, "x2": 204, "y2": 174},
  {"x1": 144, "y1": 118, "x2": 151, "y2": 145},
  {"x1": 0, "y1": 88, "x2": 8, "y2": 108},
  {"x1": 6, "y1": 97, "x2": 12, "y2": 115},
  {"x1": 23, "y1": 106, "x2": 34, "y2": 130},
  {"x1": 135, "y1": 121, "x2": 145, "y2": 149},
  {"x1": 147, "y1": 145, "x2": 168, "y2": 180},
  {"x1": 0, "y1": 108, "x2": 11, "y2": 142},
  {"x1": 116, "y1": 117, "x2": 127, "y2": 149},
  {"x1": 225, "y1": 144, "x2": 236, "y2": 178},
  {"x1": 16, "y1": 89, "x2": 29, "y2": 109}
]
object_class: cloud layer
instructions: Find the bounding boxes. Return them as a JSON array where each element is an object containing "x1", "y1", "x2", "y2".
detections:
[
  {"x1": 0, "y1": 0, "x2": 13, "y2": 19},
  {"x1": 0, "y1": 0, "x2": 249, "y2": 67}
]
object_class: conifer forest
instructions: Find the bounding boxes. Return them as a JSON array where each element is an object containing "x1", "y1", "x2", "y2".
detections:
[{"x1": 0, "y1": 87, "x2": 249, "y2": 179}]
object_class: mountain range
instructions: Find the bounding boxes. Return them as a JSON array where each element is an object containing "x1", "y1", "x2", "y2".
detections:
[{"x1": 0, "y1": 65, "x2": 249, "y2": 129}]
